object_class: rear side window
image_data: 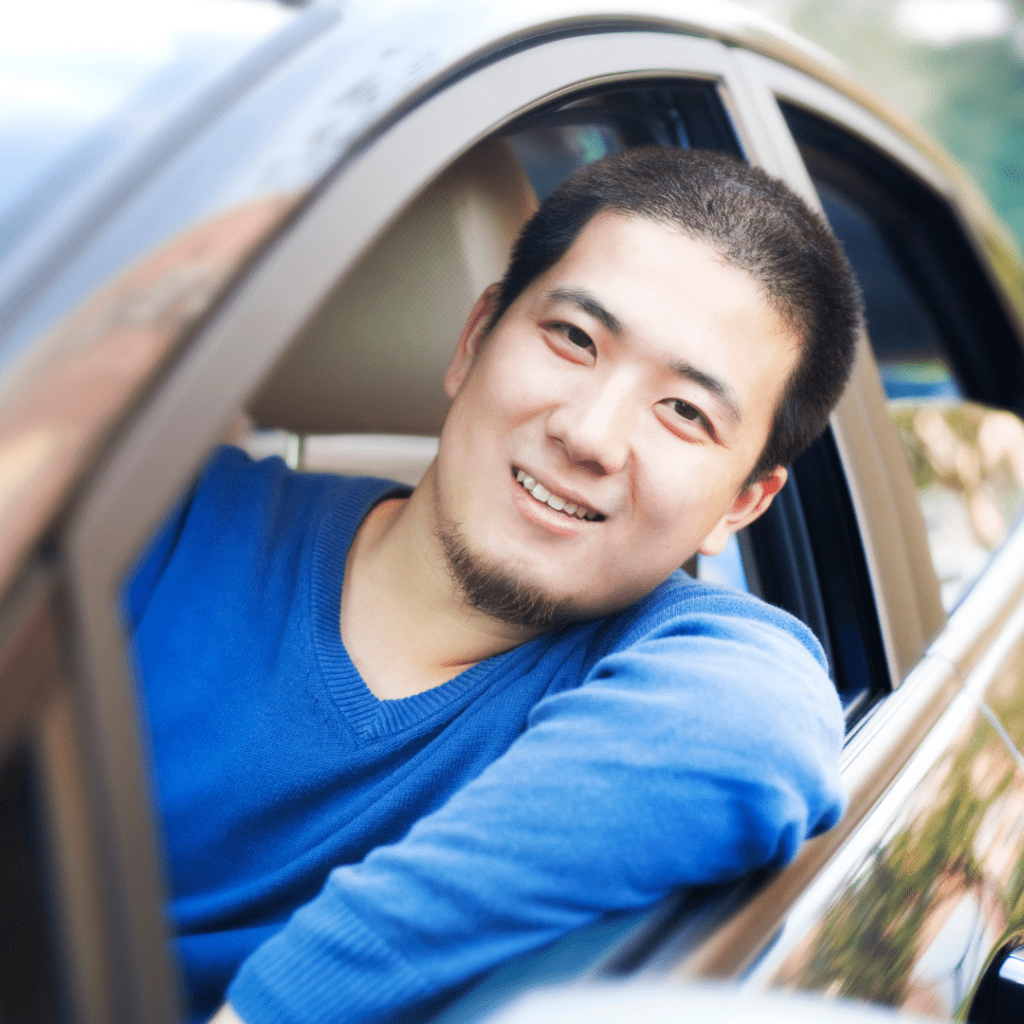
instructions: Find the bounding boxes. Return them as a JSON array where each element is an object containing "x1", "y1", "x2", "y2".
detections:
[{"x1": 784, "y1": 102, "x2": 1024, "y2": 610}]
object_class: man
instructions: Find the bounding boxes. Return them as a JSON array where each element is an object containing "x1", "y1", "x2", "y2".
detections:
[{"x1": 126, "y1": 147, "x2": 862, "y2": 1024}]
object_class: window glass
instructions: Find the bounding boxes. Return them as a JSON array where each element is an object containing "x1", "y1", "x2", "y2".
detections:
[
  {"x1": 0, "y1": 747, "x2": 58, "y2": 1024},
  {"x1": 813, "y1": 183, "x2": 961, "y2": 402},
  {"x1": 696, "y1": 535, "x2": 749, "y2": 592},
  {"x1": 783, "y1": 101, "x2": 1024, "y2": 610},
  {"x1": 504, "y1": 126, "x2": 623, "y2": 201}
]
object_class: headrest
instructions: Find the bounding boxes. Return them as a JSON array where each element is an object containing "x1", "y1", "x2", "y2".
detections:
[{"x1": 247, "y1": 138, "x2": 539, "y2": 436}]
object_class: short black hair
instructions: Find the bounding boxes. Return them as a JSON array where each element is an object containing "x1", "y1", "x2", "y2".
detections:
[{"x1": 490, "y1": 147, "x2": 863, "y2": 487}]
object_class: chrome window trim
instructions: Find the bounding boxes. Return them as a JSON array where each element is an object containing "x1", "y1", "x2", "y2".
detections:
[
  {"x1": 57, "y1": 30, "x2": 771, "y2": 1024},
  {"x1": 931, "y1": 520, "x2": 1024, "y2": 679}
]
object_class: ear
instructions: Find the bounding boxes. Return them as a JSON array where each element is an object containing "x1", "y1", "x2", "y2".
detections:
[
  {"x1": 697, "y1": 466, "x2": 788, "y2": 557},
  {"x1": 444, "y1": 285, "x2": 500, "y2": 399}
]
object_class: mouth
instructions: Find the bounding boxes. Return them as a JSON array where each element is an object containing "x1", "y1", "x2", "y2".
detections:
[{"x1": 511, "y1": 468, "x2": 605, "y2": 521}]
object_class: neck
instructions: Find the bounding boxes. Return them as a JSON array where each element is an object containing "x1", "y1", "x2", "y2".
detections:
[{"x1": 341, "y1": 462, "x2": 540, "y2": 700}]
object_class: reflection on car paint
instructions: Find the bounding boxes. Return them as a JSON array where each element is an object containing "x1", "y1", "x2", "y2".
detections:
[
  {"x1": 0, "y1": 194, "x2": 297, "y2": 597},
  {"x1": 771, "y1": 634, "x2": 1024, "y2": 1019},
  {"x1": 889, "y1": 400, "x2": 1024, "y2": 610}
]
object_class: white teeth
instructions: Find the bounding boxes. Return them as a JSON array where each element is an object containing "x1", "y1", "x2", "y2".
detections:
[{"x1": 514, "y1": 468, "x2": 598, "y2": 521}]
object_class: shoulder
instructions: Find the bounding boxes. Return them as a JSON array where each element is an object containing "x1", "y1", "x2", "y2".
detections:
[
  {"x1": 525, "y1": 574, "x2": 847, "y2": 851},
  {"x1": 565, "y1": 573, "x2": 845, "y2": 762},
  {"x1": 123, "y1": 447, "x2": 405, "y2": 625},
  {"x1": 185, "y1": 445, "x2": 405, "y2": 544},
  {"x1": 614, "y1": 571, "x2": 830, "y2": 677},
  {"x1": 189, "y1": 445, "x2": 330, "y2": 521}
]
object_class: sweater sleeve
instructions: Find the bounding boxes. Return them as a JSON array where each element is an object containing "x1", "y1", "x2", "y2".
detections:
[{"x1": 228, "y1": 604, "x2": 846, "y2": 1024}]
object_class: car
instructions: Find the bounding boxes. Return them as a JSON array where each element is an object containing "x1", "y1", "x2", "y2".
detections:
[{"x1": 4, "y1": 1, "x2": 1024, "y2": 1022}]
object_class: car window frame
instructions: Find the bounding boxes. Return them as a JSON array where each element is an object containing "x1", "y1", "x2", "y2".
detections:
[{"x1": 9, "y1": 14, "x2": 1024, "y2": 1024}]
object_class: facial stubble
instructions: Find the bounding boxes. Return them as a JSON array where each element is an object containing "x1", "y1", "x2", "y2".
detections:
[{"x1": 436, "y1": 517, "x2": 586, "y2": 632}]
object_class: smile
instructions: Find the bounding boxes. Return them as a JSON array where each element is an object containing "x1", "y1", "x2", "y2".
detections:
[{"x1": 512, "y1": 468, "x2": 604, "y2": 521}]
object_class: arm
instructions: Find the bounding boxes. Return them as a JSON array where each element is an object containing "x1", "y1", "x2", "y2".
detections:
[{"x1": 229, "y1": 608, "x2": 846, "y2": 1024}]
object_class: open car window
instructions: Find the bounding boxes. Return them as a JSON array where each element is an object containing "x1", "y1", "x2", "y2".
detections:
[{"x1": 238, "y1": 77, "x2": 889, "y2": 726}]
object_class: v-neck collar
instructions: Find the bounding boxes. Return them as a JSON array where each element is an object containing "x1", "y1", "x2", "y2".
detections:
[{"x1": 307, "y1": 475, "x2": 531, "y2": 743}]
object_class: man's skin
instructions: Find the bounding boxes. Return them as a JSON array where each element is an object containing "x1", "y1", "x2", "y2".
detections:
[{"x1": 211, "y1": 210, "x2": 802, "y2": 1020}]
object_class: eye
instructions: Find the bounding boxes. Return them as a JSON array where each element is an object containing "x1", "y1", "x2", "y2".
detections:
[
  {"x1": 661, "y1": 398, "x2": 715, "y2": 440},
  {"x1": 672, "y1": 400, "x2": 701, "y2": 422},
  {"x1": 546, "y1": 321, "x2": 595, "y2": 355},
  {"x1": 564, "y1": 325, "x2": 593, "y2": 349}
]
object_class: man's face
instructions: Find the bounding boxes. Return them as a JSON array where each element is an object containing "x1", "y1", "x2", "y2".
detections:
[{"x1": 433, "y1": 211, "x2": 801, "y2": 623}]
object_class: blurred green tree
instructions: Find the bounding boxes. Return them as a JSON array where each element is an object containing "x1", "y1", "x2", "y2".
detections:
[{"x1": 735, "y1": 0, "x2": 1024, "y2": 248}]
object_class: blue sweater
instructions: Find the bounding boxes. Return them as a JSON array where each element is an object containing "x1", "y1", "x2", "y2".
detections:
[{"x1": 126, "y1": 447, "x2": 846, "y2": 1024}]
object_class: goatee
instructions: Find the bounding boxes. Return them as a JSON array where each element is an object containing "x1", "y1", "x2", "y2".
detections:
[{"x1": 436, "y1": 520, "x2": 583, "y2": 631}]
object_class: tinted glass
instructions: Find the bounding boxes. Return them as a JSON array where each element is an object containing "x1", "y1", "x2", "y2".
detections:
[{"x1": 502, "y1": 80, "x2": 744, "y2": 199}]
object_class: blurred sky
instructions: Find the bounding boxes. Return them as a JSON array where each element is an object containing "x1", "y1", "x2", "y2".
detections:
[
  {"x1": 732, "y1": 0, "x2": 1024, "y2": 249},
  {"x1": 0, "y1": 0, "x2": 291, "y2": 237}
]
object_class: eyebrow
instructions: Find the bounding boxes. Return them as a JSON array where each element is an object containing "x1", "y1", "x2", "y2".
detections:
[
  {"x1": 547, "y1": 288, "x2": 623, "y2": 335},
  {"x1": 670, "y1": 359, "x2": 743, "y2": 426}
]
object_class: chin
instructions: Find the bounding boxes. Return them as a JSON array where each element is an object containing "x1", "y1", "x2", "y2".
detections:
[{"x1": 438, "y1": 518, "x2": 590, "y2": 630}]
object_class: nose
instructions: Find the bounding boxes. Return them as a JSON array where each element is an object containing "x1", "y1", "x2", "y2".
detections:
[{"x1": 547, "y1": 373, "x2": 634, "y2": 476}]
